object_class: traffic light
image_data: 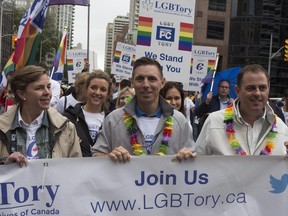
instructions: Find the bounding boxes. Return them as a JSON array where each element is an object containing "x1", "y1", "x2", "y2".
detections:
[
  {"x1": 284, "y1": 39, "x2": 288, "y2": 61},
  {"x1": 11, "y1": 34, "x2": 17, "y2": 49}
]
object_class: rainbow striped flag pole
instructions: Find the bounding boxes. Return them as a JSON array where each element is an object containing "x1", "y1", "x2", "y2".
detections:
[{"x1": 50, "y1": 31, "x2": 68, "y2": 82}]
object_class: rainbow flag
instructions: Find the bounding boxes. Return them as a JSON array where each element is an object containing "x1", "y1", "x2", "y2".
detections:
[
  {"x1": 113, "y1": 50, "x2": 121, "y2": 63},
  {"x1": 178, "y1": 22, "x2": 193, "y2": 51},
  {"x1": 131, "y1": 54, "x2": 136, "y2": 67},
  {"x1": 13, "y1": 0, "x2": 50, "y2": 70},
  {"x1": 137, "y1": 16, "x2": 153, "y2": 46},
  {"x1": 67, "y1": 59, "x2": 73, "y2": 71},
  {"x1": 0, "y1": 52, "x2": 15, "y2": 87},
  {"x1": 207, "y1": 59, "x2": 216, "y2": 73},
  {"x1": 51, "y1": 32, "x2": 67, "y2": 82}
]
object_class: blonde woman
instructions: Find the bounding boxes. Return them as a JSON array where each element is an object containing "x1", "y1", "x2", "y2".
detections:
[
  {"x1": 116, "y1": 87, "x2": 135, "y2": 109},
  {"x1": 55, "y1": 72, "x2": 89, "y2": 114}
]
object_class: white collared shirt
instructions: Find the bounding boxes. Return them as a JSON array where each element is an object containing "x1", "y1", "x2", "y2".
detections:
[
  {"x1": 18, "y1": 110, "x2": 44, "y2": 160},
  {"x1": 219, "y1": 97, "x2": 229, "y2": 110},
  {"x1": 236, "y1": 103, "x2": 266, "y2": 154}
]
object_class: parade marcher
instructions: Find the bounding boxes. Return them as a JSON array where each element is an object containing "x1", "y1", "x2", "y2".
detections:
[
  {"x1": 63, "y1": 70, "x2": 111, "y2": 157},
  {"x1": 55, "y1": 72, "x2": 89, "y2": 114},
  {"x1": 110, "y1": 79, "x2": 132, "y2": 111},
  {"x1": 184, "y1": 90, "x2": 195, "y2": 124},
  {"x1": 49, "y1": 78, "x2": 61, "y2": 108},
  {"x1": 0, "y1": 81, "x2": 15, "y2": 114},
  {"x1": 195, "y1": 64, "x2": 288, "y2": 155},
  {"x1": 115, "y1": 87, "x2": 135, "y2": 109},
  {"x1": 277, "y1": 89, "x2": 288, "y2": 125},
  {"x1": 92, "y1": 57, "x2": 196, "y2": 162},
  {"x1": 0, "y1": 65, "x2": 82, "y2": 167},
  {"x1": 160, "y1": 81, "x2": 186, "y2": 116},
  {"x1": 194, "y1": 79, "x2": 234, "y2": 119},
  {"x1": 194, "y1": 79, "x2": 234, "y2": 140}
]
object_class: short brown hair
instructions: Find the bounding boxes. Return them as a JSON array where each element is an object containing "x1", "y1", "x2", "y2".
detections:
[
  {"x1": 132, "y1": 57, "x2": 163, "y2": 78},
  {"x1": 10, "y1": 65, "x2": 48, "y2": 105},
  {"x1": 237, "y1": 64, "x2": 270, "y2": 87}
]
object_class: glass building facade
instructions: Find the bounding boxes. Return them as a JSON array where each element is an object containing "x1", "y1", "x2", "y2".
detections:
[{"x1": 228, "y1": 0, "x2": 288, "y2": 97}]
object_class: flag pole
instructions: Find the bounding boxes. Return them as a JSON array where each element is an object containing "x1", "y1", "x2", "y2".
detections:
[
  {"x1": 209, "y1": 53, "x2": 219, "y2": 92},
  {"x1": 86, "y1": 2, "x2": 90, "y2": 65},
  {"x1": 50, "y1": 66, "x2": 55, "y2": 78}
]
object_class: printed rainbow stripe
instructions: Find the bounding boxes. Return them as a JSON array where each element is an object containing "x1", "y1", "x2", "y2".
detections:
[
  {"x1": 190, "y1": 58, "x2": 193, "y2": 74},
  {"x1": 137, "y1": 16, "x2": 153, "y2": 46},
  {"x1": 113, "y1": 50, "x2": 121, "y2": 63},
  {"x1": 67, "y1": 59, "x2": 73, "y2": 71},
  {"x1": 131, "y1": 54, "x2": 136, "y2": 66},
  {"x1": 207, "y1": 59, "x2": 216, "y2": 72},
  {"x1": 178, "y1": 22, "x2": 193, "y2": 51}
]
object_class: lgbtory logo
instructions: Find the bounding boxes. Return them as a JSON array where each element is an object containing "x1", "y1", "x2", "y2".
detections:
[
  {"x1": 141, "y1": 1, "x2": 192, "y2": 16},
  {"x1": 142, "y1": 0, "x2": 153, "y2": 11},
  {"x1": 269, "y1": 174, "x2": 288, "y2": 194}
]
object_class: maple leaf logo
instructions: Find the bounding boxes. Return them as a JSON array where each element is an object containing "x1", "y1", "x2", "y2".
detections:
[{"x1": 142, "y1": 0, "x2": 153, "y2": 11}]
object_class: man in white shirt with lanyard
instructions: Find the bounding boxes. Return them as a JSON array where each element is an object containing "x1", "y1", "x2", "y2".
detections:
[{"x1": 92, "y1": 57, "x2": 196, "y2": 162}]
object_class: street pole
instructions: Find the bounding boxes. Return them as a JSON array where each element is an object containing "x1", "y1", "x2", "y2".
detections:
[
  {"x1": 0, "y1": 0, "x2": 4, "y2": 71},
  {"x1": 39, "y1": 41, "x2": 43, "y2": 63},
  {"x1": 268, "y1": 33, "x2": 284, "y2": 76},
  {"x1": 87, "y1": 3, "x2": 90, "y2": 63},
  {"x1": 39, "y1": 37, "x2": 58, "y2": 63},
  {"x1": 268, "y1": 34, "x2": 273, "y2": 75},
  {"x1": 0, "y1": 0, "x2": 14, "y2": 71}
]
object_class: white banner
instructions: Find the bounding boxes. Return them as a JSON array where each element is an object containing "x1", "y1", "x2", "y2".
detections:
[
  {"x1": 185, "y1": 45, "x2": 218, "y2": 91},
  {"x1": 0, "y1": 156, "x2": 287, "y2": 216},
  {"x1": 111, "y1": 42, "x2": 136, "y2": 79},
  {"x1": 136, "y1": 0, "x2": 196, "y2": 85}
]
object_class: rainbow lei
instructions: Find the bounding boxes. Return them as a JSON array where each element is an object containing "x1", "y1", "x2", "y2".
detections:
[
  {"x1": 123, "y1": 113, "x2": 174, "y2": 156},
  {"x1": 224, "y1": 104, "x2": 277, "y2": 155}
]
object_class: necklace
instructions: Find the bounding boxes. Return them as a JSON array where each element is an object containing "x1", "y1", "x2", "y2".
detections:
[
  {"x1": 224, "y1": 104, "x2": 277, "y2": 155},
  {"x1": 123, "y1": 113, "x2": 173, "y2": 155}
]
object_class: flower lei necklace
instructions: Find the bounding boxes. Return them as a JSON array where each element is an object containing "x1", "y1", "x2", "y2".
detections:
[
  {"x1": 224, "y1": 104, "x2": 277, "y2": 155},
  {"x1": 123, "y1": 113, "x2": 174, "y2": 156}
]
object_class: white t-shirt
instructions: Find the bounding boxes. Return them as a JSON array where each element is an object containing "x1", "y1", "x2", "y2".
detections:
[
  {"x1": 184, "y1": 98, "x2": 195, "y2": 122},
  {"x1": 82, "y1": 108, "x2": 105, "y2": 143},
  {"x1": 18, "y1": 111, "x2": 44, "y2": 160},
  {"x1": 137, "y1": 117, "x2": 160, "y2": 154},
  {"x1": 55, "y1": 94, "x2": 80, "y2": 114},
  {"x1": 49, "y1": 78, "x2": 61, "y2": 108}
]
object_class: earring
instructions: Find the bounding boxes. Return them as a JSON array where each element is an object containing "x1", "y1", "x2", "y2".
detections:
[{"x1": 23, "y1": 98, "x2": 26, "y2": 101}]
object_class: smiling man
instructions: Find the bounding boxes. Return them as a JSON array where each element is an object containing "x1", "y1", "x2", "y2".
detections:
[
  {"x1": 195, "y1": 64, "x2": 288, "y2": 155},
  {"x1": 92, "y1": 57, "x2": 196, "y2": 162}
]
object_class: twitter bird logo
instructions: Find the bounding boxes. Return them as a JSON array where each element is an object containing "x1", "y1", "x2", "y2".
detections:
[{"x1": 270, "y1": 174, "x2": 288, "y2": 194}]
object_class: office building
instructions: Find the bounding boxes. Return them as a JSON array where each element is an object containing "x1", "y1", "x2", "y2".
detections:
[
  {"x1": 0, "y1": 0, "x2": 14, "y2": 71},
  {"x1": 104, "y1": 15, "x2": 129, "y2": 72},
  {"x1": 228, "y1": 0, "x2": 288, "y2": 97}
]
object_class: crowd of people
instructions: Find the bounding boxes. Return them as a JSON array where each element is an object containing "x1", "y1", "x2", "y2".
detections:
[{"x1": 0, "y1": 57, "x2": 287, "y2": 167}]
